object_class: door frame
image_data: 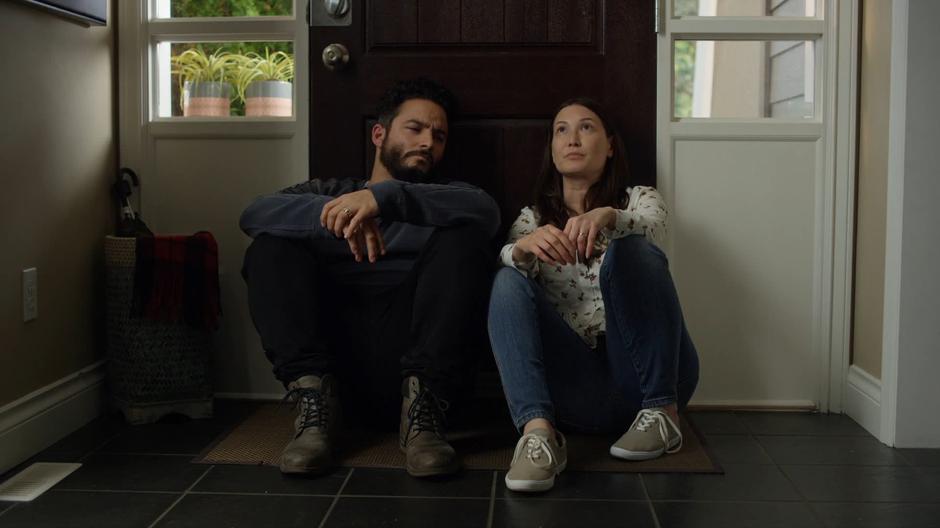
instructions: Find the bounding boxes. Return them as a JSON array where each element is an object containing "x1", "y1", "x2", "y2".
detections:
[
  {"x1": 828, "y1": 0, "x2": 861, "y2": 415},
  {"x1": 877, "y1": 0, "x2": 910, "y2": 446},
  {"x1": 655, "y1": 0, "x2": 860, "y2": 412}
]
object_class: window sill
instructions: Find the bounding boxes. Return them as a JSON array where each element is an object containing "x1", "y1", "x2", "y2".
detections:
[
  {"x1": 148, "y1": 118, "x2": 296, "y2": 139},
  {"x1": 668, "y1": 119, "x2": 824, "y2": 138}
]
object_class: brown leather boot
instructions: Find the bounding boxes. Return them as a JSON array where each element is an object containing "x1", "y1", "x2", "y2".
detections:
[
  {"x1": 279, "y1": 374, "x2": 339, "y2": 474},
  {"x1": 399, "y1": 376, "x2": 458, "y2": 477}
]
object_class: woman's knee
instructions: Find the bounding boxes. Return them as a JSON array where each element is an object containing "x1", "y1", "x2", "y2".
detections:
[
  {"x1": 489, "y1": 268, "x2": 534, "y2": 306},
  {"x1": 608, "y1": 235, "x2": 666, "y2": 262},
  {"x1": 600, "y1": 235, "x2": 668, "y2": 285}
]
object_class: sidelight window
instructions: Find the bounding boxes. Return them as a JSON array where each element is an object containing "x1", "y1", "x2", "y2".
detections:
[{"x1": 145, "y1": 0, "x2": 299, "y2": 121}]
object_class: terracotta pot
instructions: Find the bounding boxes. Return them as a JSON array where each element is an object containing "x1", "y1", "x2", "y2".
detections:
[
  {"x1": 182, "y1": 81, "x2": 232, "y2": 117},
  {"x1": 245, "y1": 80, "x2": 292, "y2": 117}
]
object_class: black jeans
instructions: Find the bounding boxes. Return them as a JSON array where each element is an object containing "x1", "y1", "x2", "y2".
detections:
[{"x1": 242, "y1": 225, "x2": 494, "y2": 418}]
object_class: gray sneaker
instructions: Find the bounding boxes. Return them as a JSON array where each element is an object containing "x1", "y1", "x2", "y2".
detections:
[
  {"x1": 505, "y1": 429, "x2": 567, "y2": 492},
  {"x1": 610, "y1": 408, "x2": 682, "y2": 461},
  {"x1": 279, "y1": 374, "x2": 339, "y2": 474}
]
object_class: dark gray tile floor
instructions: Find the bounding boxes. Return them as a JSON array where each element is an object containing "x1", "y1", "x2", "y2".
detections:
[{"x1": 1, "y1": 402, "x2": 938, "y2": 527}]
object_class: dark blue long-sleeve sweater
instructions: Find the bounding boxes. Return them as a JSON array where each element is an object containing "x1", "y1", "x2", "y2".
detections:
[{"x1": 239, "y1": 178, "x2": 500, "y2": 286}]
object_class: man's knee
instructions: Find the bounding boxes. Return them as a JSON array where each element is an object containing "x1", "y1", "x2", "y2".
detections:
[
  {"x1": 430, "y1": 224, "x2": 491, "y2": 255},
  {"x1": 242, "y1": 235, "x2": 310, "y2": 279},
  {"x1": 246, "y1": 234, "x2": 288, "y2": 259},
  {"x1": 418, "y1": 225, "x2": 495, "y2": 284}
]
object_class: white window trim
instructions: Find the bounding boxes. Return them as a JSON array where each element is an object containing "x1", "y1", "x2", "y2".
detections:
[
  {"x1": 670, "y1": 0, "x2": 825, "y2": 122},
  {"x1": 657, "y1": 0, "x2": 859, "y2": 412},
  {"x1": 669, "y1": 17, "x2": 825, "y2": 123},
  {"x1": 118, "y1": 0, "x2": 309, "y2": 207}
]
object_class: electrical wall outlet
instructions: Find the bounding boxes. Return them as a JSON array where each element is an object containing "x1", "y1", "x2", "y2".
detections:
[{"x1": 22, "y1": 268, "x2": 37, "y2": 322}]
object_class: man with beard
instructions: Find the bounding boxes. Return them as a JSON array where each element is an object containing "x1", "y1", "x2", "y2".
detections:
[{"x1": 239, "y1": 79, "x2": 499, "y2": 477}]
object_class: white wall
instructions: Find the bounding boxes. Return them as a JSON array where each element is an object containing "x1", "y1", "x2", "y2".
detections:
[
  {"x1": 141, "y1": 138, "x2": 292, "y2": 397},
  {"x1": 0, "y1": 1, "x2": 115, "y2": 406},
  {"x1": 890, "y1": 0, "x2": 940, "y2": 447}
]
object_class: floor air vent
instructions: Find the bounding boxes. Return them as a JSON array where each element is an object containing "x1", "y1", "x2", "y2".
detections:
[{"x1": 0, "y1": 462, "x2": 81, "y2": 501}]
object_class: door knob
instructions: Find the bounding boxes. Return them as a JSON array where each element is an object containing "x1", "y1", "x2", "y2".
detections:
[{"x1": 322, "y1": 43, "x2": 350, "y2": 71}]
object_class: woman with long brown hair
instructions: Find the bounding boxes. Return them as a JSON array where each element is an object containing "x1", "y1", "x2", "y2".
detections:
[{"x1": 488, "y1": 98, "x2": 699, "y2": 492}]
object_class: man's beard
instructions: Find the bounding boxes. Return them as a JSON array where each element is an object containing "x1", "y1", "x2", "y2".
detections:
[{"x1": 379, "y1": 142, "x2": 436, "y2": 183}]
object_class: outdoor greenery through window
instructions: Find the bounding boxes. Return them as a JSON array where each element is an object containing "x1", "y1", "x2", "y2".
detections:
[
  {"x1": 674, "y1": 40, "x2": 696, "y2": 118},
  {"x1": 157, "y1": 41, "x2": 294, "y2": 117},
  {"x1": 157, "y1": 0, "x2": 292, "y2": 18}
]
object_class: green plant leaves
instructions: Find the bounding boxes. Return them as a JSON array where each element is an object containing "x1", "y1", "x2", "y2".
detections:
[
  {"x1": 170, "y1": 46, "x2": 294, "y2": 112},
  {"x1": 232, "y1": 49, "x2": 294, "y2": 105},
  {"x1": 170, "y1": 0, "x2": 292, "y2": 18}
]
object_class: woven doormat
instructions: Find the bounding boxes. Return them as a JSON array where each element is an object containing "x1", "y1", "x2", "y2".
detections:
[
  {"x1": 193, "y1": 403, "x2": 723, "y2": 473},
  {"x1": 195, "y1": 403, "x2": 721, "y2": 473}
]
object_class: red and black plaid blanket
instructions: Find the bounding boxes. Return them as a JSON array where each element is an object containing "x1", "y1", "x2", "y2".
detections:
[{"x1": 132, "y1": 231, "x2": 221, "y2": 330}]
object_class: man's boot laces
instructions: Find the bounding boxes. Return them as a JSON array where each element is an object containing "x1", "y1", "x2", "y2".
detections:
[
  {"x1": 283, "y1": 387, "x2": 329, "y2": 436},
  {"x1": 406, "y1": 387, "x2": 449, "y2": 441}
]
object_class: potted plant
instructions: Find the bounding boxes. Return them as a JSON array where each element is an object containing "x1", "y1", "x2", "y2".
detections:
[
  {"x1": 234, "y1": 49, "x2": 294, "y2": 117},
  {"x1": 171, "y1": 47, "x2": 238, "y2": 117}
]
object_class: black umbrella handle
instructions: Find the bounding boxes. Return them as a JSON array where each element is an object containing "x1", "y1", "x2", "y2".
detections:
[
  {"x1": 118, "y1": 167, "x2": 140, "y2": 187},
  {"x1": 114, "y1": 168, "x2": 141, "y2": 220}
]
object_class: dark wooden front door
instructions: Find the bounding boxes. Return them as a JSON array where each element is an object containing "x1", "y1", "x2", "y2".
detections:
[{"x1": 310, "y1": 0, "x2": 655, "y2": 232}]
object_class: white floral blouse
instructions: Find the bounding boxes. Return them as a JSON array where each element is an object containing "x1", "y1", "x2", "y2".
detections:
[{"x1": 498, "y1": 186, "x2": 667, "y2": 348}]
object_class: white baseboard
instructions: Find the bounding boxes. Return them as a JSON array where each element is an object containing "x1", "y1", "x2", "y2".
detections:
[
  {"x1": 687, "y1": 399, "x2": 817, "y2": 411},
  {"x1": 844, "y1": 365, "x2": 882, "y2": 440},
  {"x1": 0, "y1": 361, "x2": 107, "y2": 476}
]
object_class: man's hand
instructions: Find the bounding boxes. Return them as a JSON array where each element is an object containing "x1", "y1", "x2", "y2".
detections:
[
  {"x1": 321, "y1": 189, "x2": 381, "y2": 239},
  {"x1": 345, "y1": 218, "x2": 386, "y2": 263},
  {"x1": 513, "y1": 224, "x2": 577, "y2": 267},
  {"x1": 563, "y1": 207, "x2": 616, "y2": 259}
]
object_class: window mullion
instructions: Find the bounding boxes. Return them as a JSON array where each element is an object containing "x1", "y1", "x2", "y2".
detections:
[
  {"x1": 147, "y1": 19, "x2": 295, "y2": 40},
  {"x1": 671, "y1": 17, "x2": 825, "y2": 38}
]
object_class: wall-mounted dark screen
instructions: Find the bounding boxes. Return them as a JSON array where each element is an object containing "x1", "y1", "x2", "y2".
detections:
[{"x1": 19, "y1": 0, "x2": 107, "y2": 26}]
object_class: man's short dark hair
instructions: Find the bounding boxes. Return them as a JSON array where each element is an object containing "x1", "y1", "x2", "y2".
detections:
[{"x1": 375, "y1": 78, "x2": 458, "y2": 129}]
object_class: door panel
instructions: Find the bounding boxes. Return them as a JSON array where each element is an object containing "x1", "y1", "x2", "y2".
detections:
[
  {"x1": 657, "y1": 2, "x2": 833, "y2": 408},
  {"x1": 310, "y1": 0, "x2": 655, "y2": 234},
  {"x1": 672, "y1": 138, "x2": 820, "y2": 404},
  {"x1": 417, "y1": 0, "x2": 459, "y2": 43},
  {"x1": 506, "y1": 0, "x2": 549, "y2": 42},
  {"x1": 369, "y1": 0, "x2": 595, "y2": 45}
]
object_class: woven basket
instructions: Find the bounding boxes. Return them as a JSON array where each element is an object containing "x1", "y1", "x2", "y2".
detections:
[{"x1": 105, "y1": 236, "x2": 213, "y2": 424}]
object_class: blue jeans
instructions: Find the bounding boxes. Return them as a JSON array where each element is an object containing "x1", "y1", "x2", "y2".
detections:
[{"x1": 487, "y1": 235, "x2": 700, "y2": 433}]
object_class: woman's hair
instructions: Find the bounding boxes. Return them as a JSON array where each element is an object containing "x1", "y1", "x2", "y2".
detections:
[{"x1": 534, "y1": 97, "x2": 632, "y2": 228}]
